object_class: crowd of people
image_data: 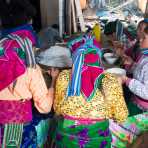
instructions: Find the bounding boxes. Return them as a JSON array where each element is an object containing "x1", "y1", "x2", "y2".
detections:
[{"x1": 0, "y1": 0, "x2": 148, "y2": 148}]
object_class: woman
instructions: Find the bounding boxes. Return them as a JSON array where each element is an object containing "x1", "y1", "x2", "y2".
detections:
[
  {"x1": 0, "y1": 23, "x2": 56, "y2": 147},
  {"x1": 109, "y1": 24, "x2": 148, "y2": 148},
  {"x1": 104, "y1": 19, "x2": 136, "y2": 57},
  {"x1": 35, "y1": 44, "x2": 73, "y2": 147},
  {"x1": 113, "y1": 19, "x2": 147, "y2": 63},
  {"x1": 52, "y1": 35, "x2": 128, "y2": 148}
]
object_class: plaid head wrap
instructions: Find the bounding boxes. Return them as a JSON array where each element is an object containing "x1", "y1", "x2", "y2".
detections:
[
  {"x1": 0, "y1": 25, "x2": 36, "y2": 91},
  {"x1": 67, "y1": 35, "x2": 104, "y2": 101}
]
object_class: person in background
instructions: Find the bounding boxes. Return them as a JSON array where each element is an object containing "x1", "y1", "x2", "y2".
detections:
[
  {"x1": 109, "y1": 22, "x2": 148, "y2": 148},
  {"x1": 104, "y1": 19, "x2": 136, "y2": 57},
  {"x1": 48, "y1": 35, "x2": 128, "y2": 148},
  {"x1": 0, "y1": 0, "x2": 36, "y2": 29},
  {"x1": 113, "y1": 19, "x2": 148, "y2": 63}
]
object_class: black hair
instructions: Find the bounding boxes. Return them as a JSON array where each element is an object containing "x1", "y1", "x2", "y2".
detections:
[
  {"x1": 104, "y1": 20, "x2": 117, "y2": 35},
  {"x1": 0, "y1": 0, "x2": 36, "y2": 29}
]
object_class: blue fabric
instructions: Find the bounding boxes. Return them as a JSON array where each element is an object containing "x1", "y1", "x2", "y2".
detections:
[
  {"x1": 21, "y1": 107, "x2": 53, "y2": 148},
  {"x1": 1, "y1": 24, "x2": 39, "y2": 47}
]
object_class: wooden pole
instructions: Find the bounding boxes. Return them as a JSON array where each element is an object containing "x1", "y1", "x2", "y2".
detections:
[
  {"x1": 59, "y1": 0, "x2": 65, "y2": 37},
  {"x1": 145, "y1": 1, "x2": 148, "y2": 18},
  {"x1": 71, "y1": 0, "x2": 77, "y2": 32},
  {"x1": 75, "y1": 0, "x2": 85, "y2": 32}
]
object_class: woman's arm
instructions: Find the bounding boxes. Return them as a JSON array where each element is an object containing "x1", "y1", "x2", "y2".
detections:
[
  {"x1": 128, "y1": 63, "x2": 148, "y2": 100},
  {"x1": 29, "y1": 66, "x2": 59, "y2": 113}
]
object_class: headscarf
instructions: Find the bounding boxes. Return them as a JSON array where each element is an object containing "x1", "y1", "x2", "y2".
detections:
[
  {"x1": 0, "y1": 24, "x2": 36, "y2": 91},
  {"x1": 67, "y1": 35, "x2": 104, "y2": 101}
]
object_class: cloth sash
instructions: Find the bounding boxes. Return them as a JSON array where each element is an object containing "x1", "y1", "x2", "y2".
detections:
[{"x1": 0, "y1": 99, "x2": 32, "y2": 124}]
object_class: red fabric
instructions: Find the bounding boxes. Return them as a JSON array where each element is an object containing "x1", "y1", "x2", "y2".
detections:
[
  {"x1": 81, "y1": 66, "x2": 103, "y2": 98},
  {"x1": 71, "y1": 39, "x2": 85, "y2": 53},
  {"x1": 84, "y1": 53, "x2": 99, "y2": 64},
  {"x1": 0, "y1": 45, "x2": 26, "y2": 91},
  {"x1": 81, "y1": 53, "x2": 103, "y2": 99},
  {"x1": 0, "y1": 29, "x2": 35, "y2": 91}
]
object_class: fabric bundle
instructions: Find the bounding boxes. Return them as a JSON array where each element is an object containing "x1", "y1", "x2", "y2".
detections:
[
  {"x1": 36, "y1": 45, "x2": 72, "y2": 68},
  {"x1": 0, "y1": 24, "x2": 36, "y2": 91}
]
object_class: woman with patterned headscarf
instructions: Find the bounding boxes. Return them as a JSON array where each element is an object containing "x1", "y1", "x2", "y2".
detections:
[
  {"x1": 0, "y1": 21, "x2": 57, "y2": 148},
  {"x1": 52, "y1": 35, "x2": 128, "y2": 148},
  {"x1": 109, "y1": 21, "x2": 148, "y2": 148}
]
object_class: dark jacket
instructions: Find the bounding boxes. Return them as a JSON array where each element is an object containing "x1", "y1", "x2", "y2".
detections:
[{"x1": 0, "y1": 0, "x2": 36, "y2": 29}]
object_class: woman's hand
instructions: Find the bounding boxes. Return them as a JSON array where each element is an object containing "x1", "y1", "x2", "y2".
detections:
[
  {"x1": 122, "y1": 55, "x2": 134, "y2": 65},
  {"x1": 113, "y1": 41, "x2": 125, "y2": 57},
  {"x1": 117, "y1": 75, "x2": 128, "y2": 84},
  {"x1": 47, "y1": 68, "x2": 60, "y2": 88},
  {"x1": 113, "y1": 41, "x2": 123, "y2": 49},
  {"x1": 47, "y1": 68, "x2": 60, "y2": 79}
]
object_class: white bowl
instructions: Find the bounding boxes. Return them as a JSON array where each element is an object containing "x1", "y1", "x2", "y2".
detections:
[
  {"x1": 104, "y1": 53, "x2": 118, "y2": 65},
  {"x1": 106, "y1": 68, "x2": 126, "y2": 76}
]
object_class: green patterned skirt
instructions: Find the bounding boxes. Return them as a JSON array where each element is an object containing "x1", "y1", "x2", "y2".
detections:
[{"x1": 53, "y1": 116, "x2": 111, "y2": 148}]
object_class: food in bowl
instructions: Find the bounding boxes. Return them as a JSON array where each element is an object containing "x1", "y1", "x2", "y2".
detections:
[
  {"x1": 103, "y1": 53, "x2": 118, "y2": 65},
  {"x1": 106, "y1": 68, "x2": 126, "y2": 76}
]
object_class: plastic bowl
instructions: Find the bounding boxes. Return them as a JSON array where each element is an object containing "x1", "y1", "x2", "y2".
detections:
[
  {"x1": 104, "y1": 53, "x2": 118, "y2": 65},
  {"x1": 106, "y1": 68, "x2": 126, "y2": 76}
]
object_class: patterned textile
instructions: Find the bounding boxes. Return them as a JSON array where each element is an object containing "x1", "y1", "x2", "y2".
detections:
[
  {"x1": 0, "y1": 123, "x2": 36, "y2": 148},
  {"x1": 1, "y1": 24, "x2": 37, "y2": 44},
  {"x1": 0, "y1": 100, "x2": 32, "y2": 124},
  {"x1": 54, "y1": 70, "x2": 128, "y2": 123},
  {"x1": 21, "y1": 122, "x2": 37, "y2": 148},
  {"x1": 7, "y1": 34, "x2": 36, "y2": 67},
  {"x1": 128, "y1": 55, "x2": 148, "y2": 110},
  {"x1": 0, "y1": 45, "x2": 26, "y2": 91},
  {"x1": 21, "y1": 107, "x2": 53, "y2": 148},
  {"x1": 0, "y1": 26, "x2": 36, "y2": 91},
  {"x1": 0, "y1": 124, "x2": 23, "y2": 148},
  {"x1": 67, "y1": 35, "x2": 104, "y2": 100},
  {"x1": 3, "y1": 124, "x2": 23, "y2": 148},
  {"x1": 53, "y1": 117, "x2": 111, "y2": 148},
  {"x1": 0, "y1": 100, "x2": 32, "y2": 148},
  {"x1": 110, "y1": 112, "x2": 148, "y2": 148}
]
